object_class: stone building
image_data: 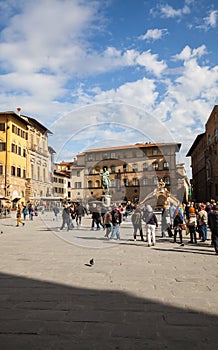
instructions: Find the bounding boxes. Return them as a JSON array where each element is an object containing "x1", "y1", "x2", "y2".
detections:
[
  {"x1": 187, "y1": 105, "x2": 218, "y2": 202},
  {"x1": 71, "y1": 142, "x2": 186, "y2": 205}
]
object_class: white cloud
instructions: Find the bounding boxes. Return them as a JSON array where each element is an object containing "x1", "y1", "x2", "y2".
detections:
[
  {"x1": 157, "y1": 4, "x2": 190, "y2": 18},
  {"x1": 204, "y1": 10, "x2": 218, "y2": 29},
  {"x1": 139, "y1": 28, "x2": 168, "y2": 41},
  {"x1": 173, "y1": 45, "x2": 207, "y2": 61}
]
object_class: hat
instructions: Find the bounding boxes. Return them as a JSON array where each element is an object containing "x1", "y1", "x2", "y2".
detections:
[{"x1": 189, "y1": 207, "x2": 195, "y2": 213}]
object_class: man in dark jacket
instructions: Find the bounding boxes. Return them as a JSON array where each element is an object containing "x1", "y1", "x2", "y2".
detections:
[
  {"x1": 60, "y1": 205, "x2": 71, "y2": 231},
  {"x1": 208, "y1": 204, "x2": 218, "y2": 254}
]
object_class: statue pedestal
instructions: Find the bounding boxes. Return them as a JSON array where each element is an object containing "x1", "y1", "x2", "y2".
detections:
[{"x1": 101, "y1": 195, "x2": 112, "y2": 207}]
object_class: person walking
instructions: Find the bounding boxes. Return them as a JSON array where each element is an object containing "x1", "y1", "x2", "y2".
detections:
[
  {"x1": 53, "y1": 205, "x2": 60, "y2": 221},
  {"x1": 208, "y1": 204, "x2": 218, "y2": 255},
  {"x1": 142, "y1": 205, "x2": 158, "y2": 247},
  {"x1": 60, "y1": 204, "x2": 71, "y2": 231},
  {"x1": 75, "y1": 202, "x2": 86, "y2": 228},
  {"x1": 16, "y1": 203, "x2": 25, "y2": 227},
  {"x1": 110, "y1": 205, "x2": 122, "y2": 240},
  {"x1": 186, "y1": 207, "x2": 197, "y2": 244},
  {"x1": 197, "y1": 204, "x2": 208, "y2": 242},
  {"x1": 173, "y1": 209, "x2": 184, "y2": 245},
  {"x1": 103, "y1": 208, "x2": 112, "y2": 238},
  {"x1": 131, "y1": 206, "x2": 144, "y2": 241}
]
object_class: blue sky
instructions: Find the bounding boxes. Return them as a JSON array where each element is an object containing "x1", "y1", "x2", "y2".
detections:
[{"x1": 0, "y1": 0, "x2": 217, "y2": 177}]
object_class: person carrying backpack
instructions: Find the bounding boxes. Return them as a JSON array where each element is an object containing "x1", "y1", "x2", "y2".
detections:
[{"x1": 131, "y1": 206, "x2": 144, "y2": 241}]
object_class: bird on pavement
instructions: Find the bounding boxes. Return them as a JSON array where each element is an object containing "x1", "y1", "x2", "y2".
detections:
[{"x1": 89, "y1": 258, "x2": 94, "y2": 266}]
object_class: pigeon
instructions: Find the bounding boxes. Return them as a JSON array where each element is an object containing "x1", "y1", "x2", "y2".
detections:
[
  {"x1": 89, "y1": 258, "x2": 94, "y2": 266},
  {"x1": 1, "y1": 231, "x2": 3, "y2": 234}
]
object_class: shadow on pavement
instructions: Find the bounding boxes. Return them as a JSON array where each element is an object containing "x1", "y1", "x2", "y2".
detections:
[
  {"x1": 0, "y1": 272, "x2": 217, "y2": 350},
  {"x1": 154, "y1": 247, "x2": 215, "y2": 256}
]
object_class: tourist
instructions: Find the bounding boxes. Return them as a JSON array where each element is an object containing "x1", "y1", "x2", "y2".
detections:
[
  {"x1": 60, "y1": 204, "x2": 71, "y2": 231},
  {"x1": 16, "y1": 203, "x2": 25, "y2": 227},
  {"x1": 103, "y1": 207, "x2": 112, "y2": 238},
  {"x1": 142, "y1": 205, "x2": 158, "y2": 247},
  {"x1": 53, "y1": 205, "x2": 60, "y2": 221},
  {"x1": 110, "y1": 204, "x2": 122, "y2": 240},
  {"x1": 208, "y1": 204, "x2": 218, "y2": 255},
  {"x1": 197, "y1": 204, "x2": 208, "y2": 242},
  {"x1": 173, "y1": 209, "x2": 184, "y2": 245},
  {"x1": 131, "y1": 206, "x2": 144, "y2": 241},
  {"x1": 186, "y1": 207, "x2": 197, "y2": 244}
]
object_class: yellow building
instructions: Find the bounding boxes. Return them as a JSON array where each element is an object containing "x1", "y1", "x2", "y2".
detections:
[{"x1": 0, "y1": 111, "x2": 29, "y2": 202}]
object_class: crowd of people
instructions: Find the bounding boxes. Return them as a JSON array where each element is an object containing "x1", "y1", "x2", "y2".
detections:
[
  {"x1": 57, "y1": 199, "x2": 218, "y2": 254},
  {"x1": 14, "y1": 198, "x2": 218, "y2": 255}
]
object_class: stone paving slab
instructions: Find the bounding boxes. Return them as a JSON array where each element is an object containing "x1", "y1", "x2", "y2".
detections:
[{"x1": 0, "y1": 212, "x2": 218, "y2": 349}]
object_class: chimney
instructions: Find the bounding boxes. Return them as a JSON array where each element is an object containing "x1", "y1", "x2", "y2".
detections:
[{"x1": 17, "y1": 107, "x2": 21, "y2": 116}]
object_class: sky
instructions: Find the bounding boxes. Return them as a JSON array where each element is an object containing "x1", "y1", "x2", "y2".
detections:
[{"x1": 0, "y1": 0, "x2": 217, "y2": 178}]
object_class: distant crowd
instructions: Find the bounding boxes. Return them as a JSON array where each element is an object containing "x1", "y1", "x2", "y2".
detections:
[{"x1": 52, "y1": 199, "x2": 218, "y2": 255}]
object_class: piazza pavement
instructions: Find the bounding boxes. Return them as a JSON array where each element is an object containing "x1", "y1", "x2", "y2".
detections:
[{"x1": 0, "y1": 210, "x2": 218, "y2": 350}]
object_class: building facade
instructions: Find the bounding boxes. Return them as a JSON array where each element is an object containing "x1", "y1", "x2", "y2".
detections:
[
  {"x1": 187, "y1": 105, "x2": 218, "y2": 202},
  {"x1": 0, "y1": 111, "x2": 29, "y2": 201},
  {"x1": 70, "y1": 142, "x2": 186, "y2": 205},
  {"x1": 0, "y1": 110, "x2": 52, "y2": 205}
]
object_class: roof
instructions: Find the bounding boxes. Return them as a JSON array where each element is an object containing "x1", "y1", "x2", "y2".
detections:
[
  {"x1": 186, "y1": 133, "x2": 205, "y2": 157},
  {"x1": 23, "y1": 116, "x2": 53, "y2": 134},
  {"x1": 0, "y1": 111, "x2": 29, "y2": 126},
  {"x1": 82, "y1": 142, "x2": 181, "y2": 154}
]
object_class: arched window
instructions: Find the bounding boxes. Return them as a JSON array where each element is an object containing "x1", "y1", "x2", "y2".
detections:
[
  {"x1": 133, "y1": 178, "x2": 139, "y2": 186},
  {"x1": 152, "y1": 162, "x2": 158, "y2": 170}
]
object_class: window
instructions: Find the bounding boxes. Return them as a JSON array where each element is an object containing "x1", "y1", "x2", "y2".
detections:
[
  {"x1": 17, "y1": 167, "x2": 21, "y2": 177},
  {"x1": 12, "y1": 125, "x2": 16, "y2": 133},
  {"x1": 103, "y1": 153, "x2": 108, "y2": 159},
  {"x1": 164, "y1": 177, "x2": 170, "y2": 184},
  {"x1": 87, "y1": 154, "x2": 93, "y2": 161},
  {"x1": 111, "y1": 165, "x2": 116, "y2": 173},
  {"x1": 11, "y1": 166, "x2": 16, "y2": 176},
  {"x1": 23, "y1": 149, "x2": 26, "y2": 157},
  {"x1": 142, "y1": 177, "x2": 148, "y2": 185},
  {"x1": 0, "y1": 142, "x2": 6, "y2": 151},
  {"x1": 153, "y1": 177, "x2": 158, "y2": 185},
  {"x1": 18, "y1": 146, "x2": 21, "y2": 156},
  {"x1": 68, "y1": 181, "x2": 71, "y2": 188},
  {"x1": 123, "y1": 178, "x2": 128, "y2": 186},
  {"x1": 68, "y1": 191, "x2": 71, "y2": 198},
  {"x1": 77, "y1": 171, "x2": 80, "y2": 177},
  {"x1": 11, "y1": 143, "x2": 16, "y2": 153},
  {"x1": 123, "y1": 164, "x2": 127, "y2": 172},
  {"x1": 133, "y1": 178, "x2": 139, "y2": 186},
  {"x1": 88, "y1": 180, "x2": 92, "y2": 188},
  {"x1": 152, "y1": 162, "x2": 158, "y2": 170},
  {"x1": 111, "y1": 152, "x2": 116, "y2": 159},
  {"x1": 0, "y1": 164, "x2": 3, "y2": 175},
  {"x1": 152, "y1": 149, "x2": 158, "y2": 155},
  {"x1": 75, "y1": 182, "x2": 81, "y2": 188},
  {"x1": 132, "y1": 164, "x2": 138, "y2": 172},
  {"x1": 95, "y1": 180, "x2": 100, "y2": 187},
  {"x1": 143, "y1": 163, "x2": 148, "y2": 171},
  {"x1": 163, "y1": 162, "x2": 169, "y2": 170},
  {"x1": 0, "y1": 123, "x2": 5, "y2": 131},
  {"x1": 23, "y1": 169, "x2": 26, "y2": 178}
]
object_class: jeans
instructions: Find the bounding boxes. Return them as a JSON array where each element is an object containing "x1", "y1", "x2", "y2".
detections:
[
  {"x1": 189, "y1": 226, "x2": 197, "y2": 243},
  {"x1": 174, "y1": 227, "x2": 183, "y2": 243},
  {"x1": 110, "y1": 223, "x2": 120, "y2": 239},
  {"x1": 198, "y1": 224, "x2": 207, "y2": 241}
]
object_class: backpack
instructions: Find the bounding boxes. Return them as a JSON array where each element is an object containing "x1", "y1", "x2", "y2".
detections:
[{"x1": 132, "y1": 212, "x2": 141, "y2": 225}]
